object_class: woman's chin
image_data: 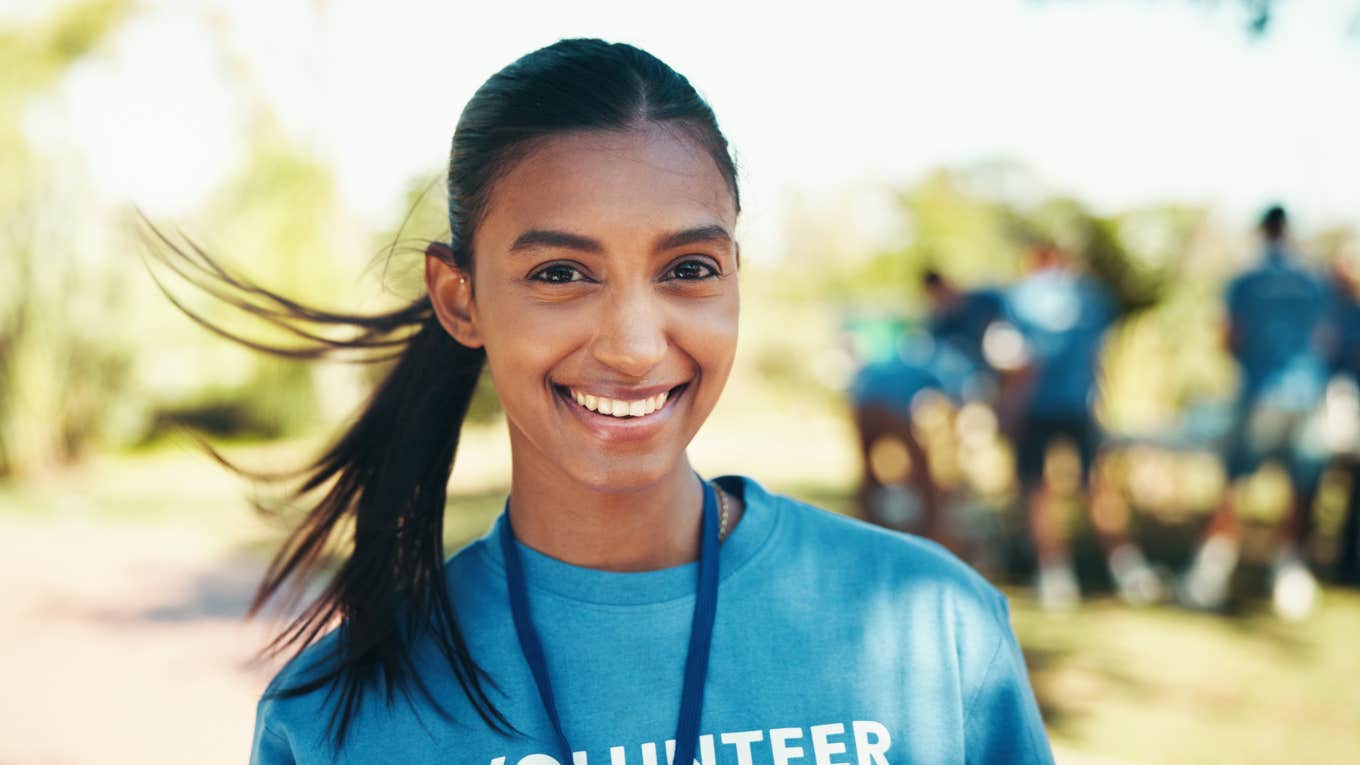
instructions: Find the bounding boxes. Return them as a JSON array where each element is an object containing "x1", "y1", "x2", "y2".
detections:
[{"x1": 567, "y1": 455, "x2": 691, "y2": 496}]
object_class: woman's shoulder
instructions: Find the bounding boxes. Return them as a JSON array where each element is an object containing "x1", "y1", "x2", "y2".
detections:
[
  {"x1": 254, "y1": 625, "x2": 343, "y2": 727},
  {"x1": 728, "y1": 474, "x2": 1009, "y2": 620}
]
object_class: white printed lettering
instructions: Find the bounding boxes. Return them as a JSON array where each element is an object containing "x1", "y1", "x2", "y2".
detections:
[
  {"x1": 697, "y1": 734, "x2": 717, "y2": 765},
  {"x1": 809, "y1": 723, "x2": 849, "y2": 765},
  {"x1": 852, "y1": 721, "x2": 891, "y2": 765},
  {"x1": 720, "y1": 729, "x2": 764, "y2": 765},
  {"x1": 661, "y1": 735, "x2": 717, "y2": 765},
  {"x1": 492, "y1": 721, "x2": 893, "y2": 765},
  {"x1": 770, "y1": 727, "x2": 806, "y2": 765}
]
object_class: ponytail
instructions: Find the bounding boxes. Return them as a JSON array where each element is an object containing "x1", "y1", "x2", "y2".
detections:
[
  {"x1": 253, "y1": 317, "x2": 506, "y2": 742},
  {"x1": 141, "y1": 220, "x2": 509, "y2": 747}
]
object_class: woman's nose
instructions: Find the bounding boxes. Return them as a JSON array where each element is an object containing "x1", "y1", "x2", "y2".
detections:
[{"x1": 589, "y1": 287, "x2": 668, "y2": 378}]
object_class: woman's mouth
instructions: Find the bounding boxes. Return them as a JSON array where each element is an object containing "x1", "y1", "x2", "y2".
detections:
[
  {"x1": 568, "y1": 388, "x2": 668, "y2": 417},
  {"x1": 552, "y1": 383, "x2": 689, "y2": 434}
]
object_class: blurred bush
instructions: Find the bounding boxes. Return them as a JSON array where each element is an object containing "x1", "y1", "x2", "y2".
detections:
[{"x1": 1, "y1": 0, "x2": 134, "y2": 477}]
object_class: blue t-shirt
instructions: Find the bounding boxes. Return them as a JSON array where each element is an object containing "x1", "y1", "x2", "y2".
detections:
[
  {"x1": 929, "y1": 288, "x2": 1006, "y2": 373},
  {"x1": 251, "y1": 476, "x2": 1053, "y2": 765},
  {"x1": 1005, "y1": 270, "x2": 1117, "y2": 417},
  {"x1": 1225, "y1": 247, "x2": 1329, "y2": 408},
  {"x1": 926, "y1": 288, "x2": 1007, "y2": 402},
  {"x1": 1328, "y1": 277, "x2": 1360, "y2": 378},
  {"x1": 849, "y1": 356, "x2": 941, "y2": 418}
]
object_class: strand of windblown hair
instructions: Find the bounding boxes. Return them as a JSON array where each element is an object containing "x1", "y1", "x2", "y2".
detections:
[
  {"x1": 136, "y1": 212, "x2": 420, "y2": 364},
  {"x1": 136, "y1": 217, "x2": 513, "y2": 747}
]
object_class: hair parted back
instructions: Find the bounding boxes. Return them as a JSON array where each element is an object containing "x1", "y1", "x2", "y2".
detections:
[
  {"x1": 141, "y1": 37, "x2": 739, "y2": 750},
  {"x1": 1260, "y1": 204, "x2": 1287, "y2": 241},
  {"x1": 441, "y1": 38, "x2": 739, "y2": 276}
]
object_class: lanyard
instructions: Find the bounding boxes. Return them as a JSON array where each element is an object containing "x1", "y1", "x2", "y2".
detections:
[{"x1": 499, "y1": 476, "x2": 721, "y2": 765}]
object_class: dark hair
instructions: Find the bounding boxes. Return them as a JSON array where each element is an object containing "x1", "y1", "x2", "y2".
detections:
[
  {"x1": 141, "y1": 38, "x2": 739, "y2": 750},
  {"x1": 1260, "y1": 204, "x2": 1287, "y2": 240}
]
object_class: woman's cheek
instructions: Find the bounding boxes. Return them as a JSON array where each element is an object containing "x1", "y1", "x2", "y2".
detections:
[
  {"x1": 484, "y1": 290, "x2": 586, "y2": 355},
  {"x1": 677, "y1": 292, "x2": 739, "y2": 363}
]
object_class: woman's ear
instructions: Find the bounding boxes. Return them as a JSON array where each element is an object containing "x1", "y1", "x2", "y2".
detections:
[{"x1": 425, "y1": 242, "x2": 484, "y2": 349}]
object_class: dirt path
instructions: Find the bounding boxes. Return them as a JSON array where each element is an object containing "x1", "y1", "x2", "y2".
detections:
[{"x1": 0, "y1": 514, "x2": 282, "y2": 765}]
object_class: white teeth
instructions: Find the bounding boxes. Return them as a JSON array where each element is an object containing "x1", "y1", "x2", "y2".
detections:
[{"x1": 567, "y1": 388, "x2": 675, "y2": 418}]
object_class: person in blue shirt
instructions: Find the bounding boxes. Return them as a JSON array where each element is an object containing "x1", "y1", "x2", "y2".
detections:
[
  {"x1": 1325, "y1": 257, "x2": 1360, "y2": 585},
  {"x1": 922, "y1": 270, "x2": 1007, "y2": 404},
  {"x1": 1005, "y1": 246, "x2": 1163, "y2": 611},
  {"x1": 845, "y1": 272, "x2": 1006, "y2": 553},
  {"x1": 847, "y1": 345, "x2": 950, "y2": 548},
  {"x1": 144, "y1": 39, "x2": 1053, "y2": 764},
  {"x1": 1179, "y1": 206, "x2": 1331, "y2": 619}
]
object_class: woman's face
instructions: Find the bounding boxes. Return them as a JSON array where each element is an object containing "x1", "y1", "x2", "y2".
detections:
[{"x1": 438, "y1": 123, "x2": 739, "y2": 493}]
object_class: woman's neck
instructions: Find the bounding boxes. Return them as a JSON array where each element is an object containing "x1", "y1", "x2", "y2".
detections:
[{"x1": 504, "y1": 453, "x2": 710, "y2": 572}]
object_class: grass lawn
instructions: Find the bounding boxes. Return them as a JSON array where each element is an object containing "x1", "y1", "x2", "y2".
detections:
[{"x1": 1008, "y1": 587, "x2": 1360, "y2": 764}]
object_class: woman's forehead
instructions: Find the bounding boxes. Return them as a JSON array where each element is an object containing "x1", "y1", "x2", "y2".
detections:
[{"x1": 476, "y1": 125, "x2": 737, "y2": 252}]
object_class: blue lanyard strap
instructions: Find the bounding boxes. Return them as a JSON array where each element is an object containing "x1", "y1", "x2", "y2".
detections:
[{"x1": 499, "y1": 476, "x2": 721, "y2": 765}]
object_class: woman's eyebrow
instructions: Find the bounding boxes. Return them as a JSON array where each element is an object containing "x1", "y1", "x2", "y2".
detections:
[
  {"x1": 508, "y1": 225, "x2": 733, "y2": 255},
  {"x1": 654, "y1": 225, "x2": 732, "y2": 252},
  {"x1": 509, "y1": 229, "x2": 603, "y2": 254}
]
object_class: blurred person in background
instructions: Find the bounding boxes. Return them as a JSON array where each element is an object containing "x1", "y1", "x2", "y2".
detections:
[
  {"x1": 1006, "y1": 245, "x2": 1164, "y2": 611},
  {"x1": 848, "y1": 333, "x2": 948, "y2": 544},
  {"x1": 922, "y1": 269, "x2": 1007, "y2": 405},
  {"x1": 1178, "y1": 205, "x2": 1330, "y2": 619},
  {"x1": 1320, "y1": 240, "x2": 1360, "y2": 585},
  {"x1": 143, "y1": 38, "x2": 1053, "y2": 764},
  {"x1": 848, "y1": 270, "x2": 1008, "y2": 554}
]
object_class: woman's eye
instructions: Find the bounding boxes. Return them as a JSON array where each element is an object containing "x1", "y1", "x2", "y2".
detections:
[
  {"x1": 667, "y1": 260, "x2": 718, "y2": 281},
  {"x1": 530, "y1": 264, "x2": 586, "y2": 284}
]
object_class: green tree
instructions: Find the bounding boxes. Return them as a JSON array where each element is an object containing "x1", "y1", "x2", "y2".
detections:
[{"x1": 0, "y1": 0, "x2": 132, "y2": 477}]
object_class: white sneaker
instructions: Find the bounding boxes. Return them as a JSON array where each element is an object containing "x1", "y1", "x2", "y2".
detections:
[
  {"x1": 1037, "y1": 560, "x2": 1080, "y2": 612},
  {"x1": 1177, "y1": 534, "x2": 1240, "y2": 612},
  {"x1": 1108, "y1": 544, "x2": 1166, "y2": 606},
  {"x1": 1271, "y1": 548, "x2": 1318, "y2": 622}
]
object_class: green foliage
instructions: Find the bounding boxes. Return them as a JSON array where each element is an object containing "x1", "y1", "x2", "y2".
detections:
[
  {"x1": 782, "y1": 164, "x2": 1236, "y2": 433},
  {"x1": 153, "y1": 121, "x2": 353, "y2": 440},
  {"x1": 825, "y1": 169, "x2": 1027, "y2": 306},
  {"x1": 901, "y1": 168, "x2": 1028, "y2": 286},
  {"x1": 1021, "y1": 197, "x2": 1171, "y2": 315},
  {"x1": 0, "y1": 0, "x2": 133, "y2": 477},
  {"x1": 826, "y1": 168, "x2": 1176, "y2": 316},
  {"x1": 369, "y1": 174, "x2": 450, "y2": 299},
  {"x1": 0, "y1": 0, "x2": 128, "y2": 103}
]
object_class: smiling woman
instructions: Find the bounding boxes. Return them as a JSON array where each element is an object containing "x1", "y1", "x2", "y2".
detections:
[
  {"x1": 430, "y1": 125, "x2": 740, "y2": 539},
  {"x1": 143, "y1": 38, "x2": 1054, "y2": 765}
]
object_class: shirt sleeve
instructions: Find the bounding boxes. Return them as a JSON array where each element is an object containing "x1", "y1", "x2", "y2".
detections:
[
  {"x1": 962, "y1": 594, "x2": 1055, "y2": 765},
  {"x1": 250, "y1": 699, "x2": 297, "y2": 765}
]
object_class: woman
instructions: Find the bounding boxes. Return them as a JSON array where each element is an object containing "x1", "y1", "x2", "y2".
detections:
[{"x1": 151, "y1": 38, "x2": 1052, "y2": 764}]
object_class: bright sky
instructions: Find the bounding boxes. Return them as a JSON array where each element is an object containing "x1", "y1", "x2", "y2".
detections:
[{"x1": 15, "y1": 0, "x2": 1360, "y2": 254}]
